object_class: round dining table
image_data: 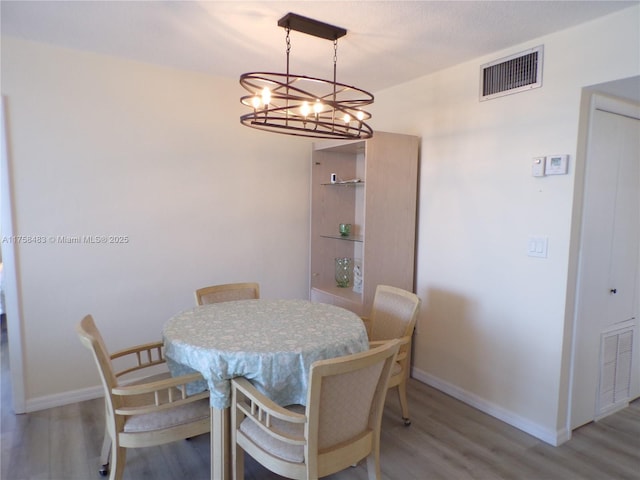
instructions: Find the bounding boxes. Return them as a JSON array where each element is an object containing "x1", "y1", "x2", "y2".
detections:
[{"x1": 162, "y1": 298, "x2": 369, "y2": 480}]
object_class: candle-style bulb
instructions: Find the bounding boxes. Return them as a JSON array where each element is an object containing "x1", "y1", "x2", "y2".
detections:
[
  {"x1": 261, "y1": 87, "x2": 271, "y2": 106},
  {"x1": 300, "y1": 101, "x2": 311, "y2": 118}
]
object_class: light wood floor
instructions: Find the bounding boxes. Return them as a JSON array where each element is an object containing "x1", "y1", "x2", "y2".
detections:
[{"x1": 2, "y1": 328, "x2": 639, "y2": 479}]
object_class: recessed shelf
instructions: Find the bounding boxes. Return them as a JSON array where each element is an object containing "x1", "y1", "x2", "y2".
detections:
[
  {"x1": 311, "y1": 131, "x2": 419, "y2": 317},
  {"x1": 320, "y1": 234, "x2": 363, "y2": 243},
  {"x1": 311, "y1": 285, "x2": 362, "y2": 303},
  {"x1": 320, "y1": 181, "x2": 364, "y2": 186}
]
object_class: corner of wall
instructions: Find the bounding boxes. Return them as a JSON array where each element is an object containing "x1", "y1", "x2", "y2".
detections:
[{"x1": 411, "y1": 366, "x2": 571, "y2": 446}]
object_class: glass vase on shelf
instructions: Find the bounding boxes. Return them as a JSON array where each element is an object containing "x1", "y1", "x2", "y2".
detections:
[{"x1": 335, "y1": 257, "x2": 353, "y2": 288}]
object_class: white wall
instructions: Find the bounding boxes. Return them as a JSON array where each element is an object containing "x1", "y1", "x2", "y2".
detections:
[
  {"x1": 372, "y1": 7, "x2": 639, "y2": 444},
  {"x1": 1, "y1": 37, "x2": 313, "y2": 408}
]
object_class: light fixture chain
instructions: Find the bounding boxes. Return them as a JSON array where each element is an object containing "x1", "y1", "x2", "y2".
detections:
[
  {"x1": 285, "y1": 26, "x2": 291, "y2": 76},
  {"x1": 332, "y1": 38, "x2": 338, "y2": 131},
  {"x1": 286, "y1": 27, "x2": 291, "y2": 55},
  {"x1": 285, "y1": 26, "x2": 291, "y2": 125}
]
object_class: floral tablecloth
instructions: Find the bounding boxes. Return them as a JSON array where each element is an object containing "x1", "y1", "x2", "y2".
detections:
[{"x1": 163, "y1": 299, "x2": 369, "y2": 409}]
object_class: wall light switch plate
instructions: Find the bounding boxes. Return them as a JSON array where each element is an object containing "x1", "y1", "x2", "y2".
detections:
[
  {"x1": 528, "y1": 236, "x2": 548, "y2": 258},
  {"x1": 545, "y1": 154, "x2": 569, "y2": 175},
  {"x1": 532, "y1": 157, "x2": 546, "y2": 177}
]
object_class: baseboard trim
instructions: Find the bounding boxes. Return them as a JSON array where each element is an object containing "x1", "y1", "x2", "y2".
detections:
[
  {"x1": 24, "y1": 367, "x2": 571, "y2": 447},
  {"x1": 23, "y1": 369, "x2": 169, "y2": 413},
  {"x1": 25, "y1": 385, "x2": 103, "y2": 413},
  {"x1": 411, "y1": 367, "x2": 569, "y2": 446}
]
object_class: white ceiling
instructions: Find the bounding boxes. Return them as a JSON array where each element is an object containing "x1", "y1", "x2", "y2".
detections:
[{"x1": 1, "y1": 1, "x2": 638, "y2": 93}]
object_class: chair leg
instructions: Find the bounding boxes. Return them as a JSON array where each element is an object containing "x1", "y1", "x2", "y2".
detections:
[
  {"x1": 396, "y1": 381, "x2": 411, "y2": 426},
  {"x1": 109, "y1": 445, "x2": 126, "y2": 480},
  {"x1": 99, "y1": 432, "x2": 111, "y2": 475},
  {"x1": 365, "y1": 451, "x2": 381, "y2": 480},
  {"x1": 232, "y1": 444, "x2": 244, "y2": 480}
]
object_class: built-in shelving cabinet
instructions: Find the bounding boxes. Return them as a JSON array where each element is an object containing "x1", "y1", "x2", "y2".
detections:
[{"x1": 310, "y1": 131, "x2": 420, "y2": 316}]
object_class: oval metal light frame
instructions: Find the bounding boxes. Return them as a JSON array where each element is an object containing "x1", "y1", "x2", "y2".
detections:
[{"x1": 239, "y1": 13, "x2": 374, "y2": 140}]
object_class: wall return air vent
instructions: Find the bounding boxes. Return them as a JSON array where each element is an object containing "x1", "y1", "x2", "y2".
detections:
[{"x1": 480, "y1": 45, "x2": 543, "y2": 101}]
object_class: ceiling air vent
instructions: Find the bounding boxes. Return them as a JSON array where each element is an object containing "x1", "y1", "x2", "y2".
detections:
[{"x1": 480, "y1": 45, "x2": 543, "y2": 101}]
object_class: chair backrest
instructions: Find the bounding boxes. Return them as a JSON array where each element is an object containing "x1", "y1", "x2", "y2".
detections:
[
  {"x1": 76, "y1": 315, "x2": 122, "y2": 422},
  {"x1": 304, "y1": 340, "x2": 400, "y2": 476},
  {"x1": 194, "y1": 282, "x2": 260, "y2": 305},
  {"x1": 368, "y1": 285, "x2": 421, "y2": 342},
  {"x1": 77, "y1": 314, "x2": 118, "y2": 390}
]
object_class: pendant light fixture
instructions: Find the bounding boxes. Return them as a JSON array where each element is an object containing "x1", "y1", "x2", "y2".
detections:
[{"x1": 240, "y1": 13, "x2": 374, "y2": 140}]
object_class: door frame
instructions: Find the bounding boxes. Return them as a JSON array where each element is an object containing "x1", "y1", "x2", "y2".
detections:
[
  {"x1": 1, "y1": 96, "x2": 26, "y2": 413},
  {"x1": 566, "y1": 92, "x2": 640, "y2": 433}
]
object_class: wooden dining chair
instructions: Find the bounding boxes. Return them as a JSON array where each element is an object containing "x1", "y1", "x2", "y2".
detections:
[
  {"x1": 231, "y1": 339, "x2": 401, "y2": 480},
  {"x1": 76, "y1": 315, "x2": 211, "y2": 480},
  {"x1": 194, "y1": 282, "x2": 260, "y2": 305},
  {"x1": 362, "y1": 285, "x2": 421, "y2": 426}
]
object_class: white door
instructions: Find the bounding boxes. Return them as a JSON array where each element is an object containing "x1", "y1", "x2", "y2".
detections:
[{"x1": 571, "y1": 96, "x2": 640, "y2": 429}]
